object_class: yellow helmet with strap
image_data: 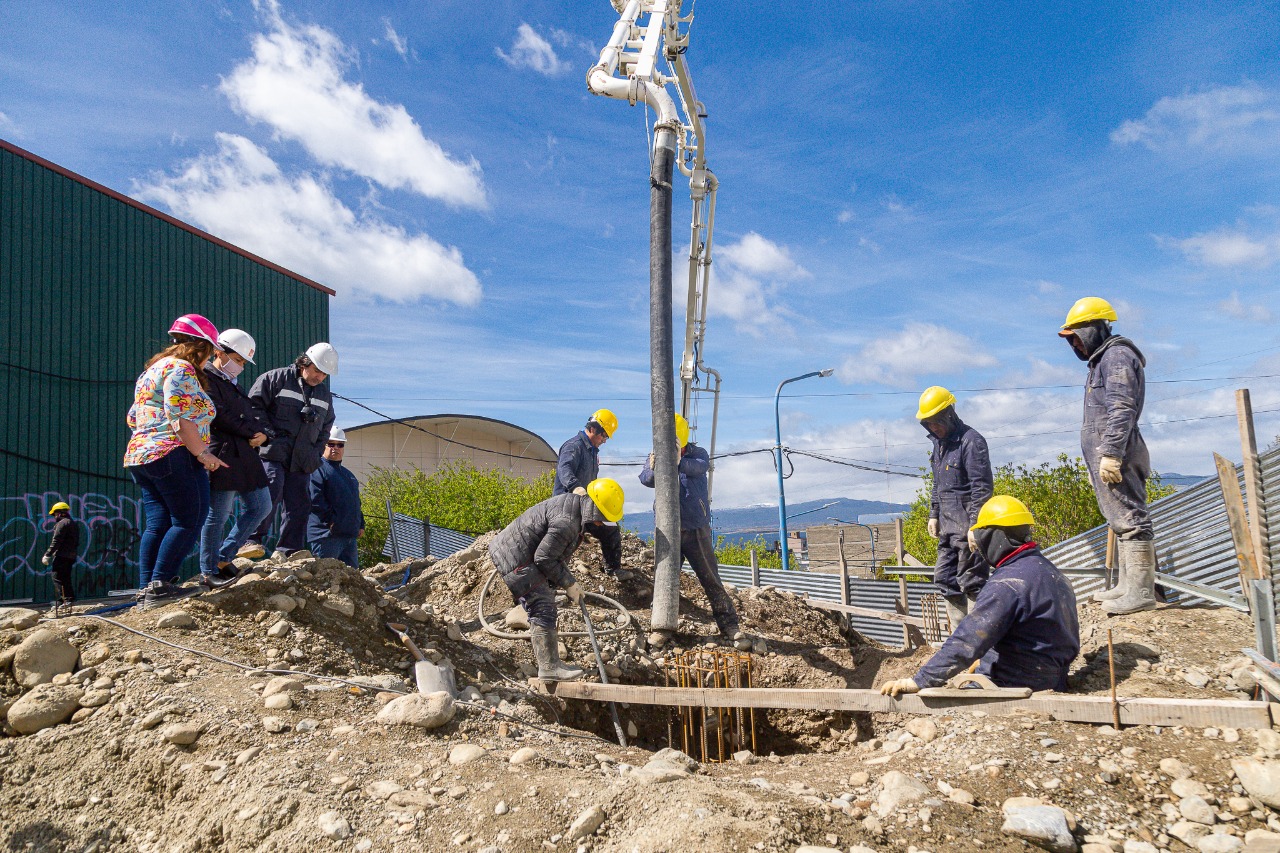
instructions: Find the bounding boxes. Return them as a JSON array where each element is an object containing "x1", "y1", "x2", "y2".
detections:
[
  {"x1": 973, "y1": 495, "x2": 1035, "y2": 529},
  {"x1": 915, "y1": 386, "x2": 957, "y2": 421},
  {"x1": 588, "y1": 408, "x2": 618, "y2": 438},
  {"x1": 1061, "y1": 296, "x2": 1117, "y2": 330}
]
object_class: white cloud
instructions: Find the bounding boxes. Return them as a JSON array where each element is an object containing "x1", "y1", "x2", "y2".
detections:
[
  {"x1": 1111, "y1": 83, "x2": 1280, "y2": 153},
  {"x1": 0, "y1": 111, "x2": 17, "y2": 135},
  {"x1": 1035, "y1": 279, "x2": 1061, "y2": 295},
  {"x1": 135, "y1": 133, "x2": 481, "y2": 305},
  {"x1": 221, "y1": 1, "x2": 485, "y2": 207},
  {"x1": 381, "y1": 19, "x2": 410, "y2": 61},
  {"x1": 711, "y1": 232, "x2": 809, "y2": 334},
  {"x1": 1169, "y1": 227, "x2": 1280, "y2": 268},
  {"x1": 837, "y1": 322, "x2": 999, "y2": 387},
  {"x1": 1218, "y1": 290, "x2": 1273, "y2": 323},
  {"x1": 496, "y1": 24, "x2": 569, "y2": 76},
  {"x1": 836, "y1": 209, "x2": 854, "y2": 224}
]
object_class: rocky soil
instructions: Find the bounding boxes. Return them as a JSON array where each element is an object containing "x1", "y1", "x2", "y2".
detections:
[{"x1": 1, "y1": 533, "x2": 1279, "y2": 853}]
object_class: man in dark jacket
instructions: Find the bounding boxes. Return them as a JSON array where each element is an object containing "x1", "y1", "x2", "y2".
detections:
[
  {"x1": 916, "y1": 386, "x2": 994, "y2": 626},
  {"x1": 489, "y1": 478, "x2": 625, "y2": 681},
  {"x1": 553, "y1": 409, "x2": 629, "y2": 579},
  {"x1": 42, "y1": 501, "x2": 79, "y2": 609},
  {"x1": 243, "y1": 343, "x2": 338, "y2": 560},
  {"x1": 1059, "y1": 297, "x2": 1157, "y2": 615},
  {"x1": 880, "y1": 496, "x2": 1080, "y2": 696},
  {"x1": 308, "y1": 427, "x2": 364, "y2": 568},
  {"x1": 639, "y1": 415, "x2": 750, "y2": 649},
  {"x1": 199, "y1": 329, "x2": 273, "y2": 586}
]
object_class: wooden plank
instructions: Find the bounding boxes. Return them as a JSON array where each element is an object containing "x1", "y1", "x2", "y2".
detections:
[
  {"x1": 553, "y1": 682, "x2": 1270, "y2": 728},
  {"x1": 1216, "y1": 451, "x2": 1259, "y2": 608},
  {"x1": 1105, "y1": 529, "x2": 1117, "y2": 590},
  {"x1": 805, "y1": 598, "x2": 927, "y2": 628},
  {"x1": 552, "y1": 682, "x2": 1272, "y2": 729},
  {"x1": 1237, "y1": 389, "x2": 1272, "y2": 579}
]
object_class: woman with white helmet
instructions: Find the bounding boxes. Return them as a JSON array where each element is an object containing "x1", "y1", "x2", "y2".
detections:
[
  {"x1": 123, "y1": 314, "x2": 228, "y2": 600},
  {"x1": 197, "y1": 328, "x2": 275, "y2": 587}
]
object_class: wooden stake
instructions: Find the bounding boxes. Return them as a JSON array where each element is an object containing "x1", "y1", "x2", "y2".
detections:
[
  {"x1": 1108, "y1": 629, "x2": 1120, "y2": 729},
  {"x1": 1216, "y1": 451, "x2": 1259, "y2": 609},
  {"x1": 1237, "y1": 389, "x2": 1271, "y2": 580}
]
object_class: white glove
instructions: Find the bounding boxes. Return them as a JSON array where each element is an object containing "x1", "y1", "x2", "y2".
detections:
[
  {"x1": 565, "y1": 583, "x2": 583, "y2": 604},
  {"x1": 879, "y1": 677, "x2": 920, "y2": 697},
  {"x1": 967, "y1": 529, "x2": 978, "y2": 552},
  {"x1": 1099, "y1": 455, "x2": 1123, "y2": 485},
  {"x1": 41, "y1": 555, "x2": 50, "y2": 566},
  {"x1": 572, "y1": 487, "x2": 587, "y2": 496},
  {"x1": 927, "y1": 518, "x2": 938, "y2": 539}
]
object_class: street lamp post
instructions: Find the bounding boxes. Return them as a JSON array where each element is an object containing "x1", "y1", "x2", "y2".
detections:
[{"x1": 775, "y1": 368, "x2": 834, "y2": 572}]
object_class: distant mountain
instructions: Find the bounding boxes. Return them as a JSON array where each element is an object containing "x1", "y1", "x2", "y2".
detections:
[
  {"x1": 625, "y1": 497, "x2": 909, "y2": 540},
  {"x1": 1157, "y1": 472, "x2": 1211, "y2": 490}
]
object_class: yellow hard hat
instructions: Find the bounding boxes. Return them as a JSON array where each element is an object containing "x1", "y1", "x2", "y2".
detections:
[
  {"x1": 1060, "y1": 296, "x2": 1117, "y2": 331},
  {"x1": 587, "y1": 478, "x2": 625, "y2": 523},
  {"x1": 674, "y1": 414, "x2": 690, "y2": 448},
  {"x1": 588, "y1": 408, "x2": 618, "y2": 438},
  {"x1": 915, "y1": 386, "x2": 957, "y2": 421},
  {"x1": 973, "y1": 495, "x2": 1035, "y2": 529},
  {"x1": 48, "y1": 502, "x2": 70, "y2": 515}
]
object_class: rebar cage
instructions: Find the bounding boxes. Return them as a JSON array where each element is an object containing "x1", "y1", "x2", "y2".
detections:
[{"x1": 663, "y1": 647, "x2": 756, "y2": 762}]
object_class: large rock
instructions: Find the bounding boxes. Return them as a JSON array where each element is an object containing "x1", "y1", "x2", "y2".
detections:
[
  {"x1": 0, "y1": 608, "x2": 41, "y2": 630},
  {"x1": 316, "y1": 811, "x2": 351, "y2": 840},
  {"x1": 376, "y1": 691, "x2": 455, "y2": 729},
  {"x1": 566, "y1": 806, "x2": 605, "y2": 842},
  {"x1": 504, "y1": 606, "x2": 530, "y2": 631},
  {"x1": 263, "y1": 676, "x2": 306, "y2": 697},
  {"x1": 156, "y1": 611, "x2": 196, "y2": 629},
  {"x1": 265, "y1": 594, "x2": 298, "y2": 613},
  {"x1": 79, "y1": 643, "x2": 110, "y2": 667},
  {"x1": 1001, "y1": 805, "x2": 1078, "y2": 853},
  {"x1": 7, "y1": 683, "x2": 83, "y2": 734},
  {"x1": 12, "y1": 629, "x2": 79, "y2": 687},
  {"x1": 1232, "y1": 758, "x2": 1280, "y2": 809},
  {"x1": 449, "y1": 743, "x2": 487, "y2": 765},
  {"x1": 875, "y1": 771, "x2": 930, "y2": 817},
  {"x1": 906, "y1": 717, "x2": 938, "y2": 743}
]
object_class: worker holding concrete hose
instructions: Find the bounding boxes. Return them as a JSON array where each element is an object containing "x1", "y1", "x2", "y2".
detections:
[
  {"x1": 553, "y1": 409, "x2": 631, "y2": 580},
  {"x1": 1058, "y1": 297, "x2": 1157, "y2": 615},
  {"x1": 489, "y1": 478, "x2": 626, "y2": 682},
  {"x1": 917, "y1": 386, "x2": 993, "y2": 627},
  {"x1": 880, "y1": 496, "x2": 1080, "y2": 696},
  {"x1": 640, "y1": 414, "x2": 754, "y2": 651}
]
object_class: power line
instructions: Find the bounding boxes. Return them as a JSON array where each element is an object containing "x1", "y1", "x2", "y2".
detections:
[{"x1": 0, "y1": 447, "x2": 135, "y2": 484}]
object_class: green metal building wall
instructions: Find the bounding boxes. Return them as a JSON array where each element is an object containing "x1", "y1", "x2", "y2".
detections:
[{"x1": 0, "y1": 139, "x2": 333, "y2": 603}]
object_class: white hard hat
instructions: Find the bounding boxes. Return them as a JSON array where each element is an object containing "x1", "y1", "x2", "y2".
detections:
[
  {"x1": 305, "y1": 342, "x2": 339, "y2": 375},
  {"x1": 217, "y1": 328, "x2": 256, "y2": 363},
  {"x1": 329, "y1": 426, "x2": 347, "y2": 443}
]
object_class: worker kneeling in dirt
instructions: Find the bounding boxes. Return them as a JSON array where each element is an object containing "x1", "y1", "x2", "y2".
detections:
[
  {"x1": 489, "y1": 478, "x2": 626, "y2": 682},
  {"x1": 880, "y1": 496, "x2": 1080, "y2": 697}
]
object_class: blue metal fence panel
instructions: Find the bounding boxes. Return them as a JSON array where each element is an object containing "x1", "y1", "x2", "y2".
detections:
[{"x1": 380, "y1": 512, "x2": 476, "y2": 561}]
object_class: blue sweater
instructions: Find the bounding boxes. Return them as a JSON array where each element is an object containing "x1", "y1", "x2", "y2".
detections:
[
  {"x1": 308, "y1": 459, "x2": 364, "y2": 540},
  {"x1": 639, "y1": 444, "x2": 711, "y2": 531},
  {"x1": 553, "y1": 431, "x2": 599, "y2": 496}
]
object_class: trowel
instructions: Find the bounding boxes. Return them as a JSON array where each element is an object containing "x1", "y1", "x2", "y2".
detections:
[{"x1": 387, "y1": 622, "x2": 457, "y2": 698}]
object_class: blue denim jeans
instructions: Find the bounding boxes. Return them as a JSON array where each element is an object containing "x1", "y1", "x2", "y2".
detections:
[
  {"x1": 128, "y1": 449, "x2": 210, "y2": 587},
  {"x1": 200, "y1": 487, "x2": 272, "y2": 575},
  {"x1": 311, "y1": 536, "x2": 359, "y2": 568}
]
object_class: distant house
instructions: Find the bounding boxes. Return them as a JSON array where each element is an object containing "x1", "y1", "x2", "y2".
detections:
[{"x1": 805, "y1": 521, "x2": 901, "y2": 577}]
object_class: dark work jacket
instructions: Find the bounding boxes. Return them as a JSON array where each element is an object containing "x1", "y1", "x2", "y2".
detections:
[
  {"x1": 44, "y1": 517, "x2": 79, "y2": 560},
  {"x1": 205, "y1": 366, "x2": 271, "y2": 493},
  {"x1": 639, "y1": 444, "x2": 711, "y2": 530},
  {"x1": 1083, "y1": 336, "x2": 1147, "y2": 463},
  {"x1": 553, "y1": 431, "x2": 599, "y2": 496},
  {"x1": 915, "y1": 545, "x2": 1080, "y2": 692},
  {"x1": 489, "y1": 493, "x2": 603, "y2": 590},
  {"x1": 249, "y1": 366, "x2": 334, "y2": 475},
  {"x1": 929, "y1": 419, "x2": 993, "y2": 535},
  {"x1": 308, "y1": 459, "x2": 364, "y2": 540}
]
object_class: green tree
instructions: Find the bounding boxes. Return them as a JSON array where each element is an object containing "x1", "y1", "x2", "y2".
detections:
[
  {"x1": 358, "y1": 462, "x2": 554, "y2": 566},
  {"x1": 714, "y1": 534, "x2": 797, "y2": 570},
  {"x1": 900, "y1": 454, "x2": 1177, "y2": 565}
]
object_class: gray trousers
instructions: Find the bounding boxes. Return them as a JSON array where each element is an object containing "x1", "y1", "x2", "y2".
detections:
[
  {"x1": 1085, "y1": 439, "x2": 1154, "y2": 541},
  {"x1": 680, "y1": 526, "x2": 740, "y2": 634}
]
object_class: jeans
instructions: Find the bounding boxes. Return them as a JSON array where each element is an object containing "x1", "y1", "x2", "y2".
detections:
[
  {"x1": 200, "y1": 487, "x2": 272, "y2": 575},
  {"x1": 251, "y1": 460, "x2": 312, "y2": 552},
  {"x1": 680, "y1": 525, "x2": 740, "y2": 634},
  {"x1": 311, "y1": 535, "x2": 359, "y2": 568},
  {"x1": 128, "y1": 449, "x2": 210, "y2": 587}
]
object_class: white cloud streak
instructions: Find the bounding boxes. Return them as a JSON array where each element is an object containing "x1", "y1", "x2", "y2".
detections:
[
  {"x1": 1218, "y1": 290, "x2": 1274, "y2": 323},
  {"x1": 136, "y1": 133, "x2": 481, "y2": 305},
  {"x1": 496, "y1": 24, "x2": 569, "y2": 76},
  {"x1": 837, "y1": 322, "x2": 999, "y2": 388},
  {"x1": 222, "y1": 1, "x2": 485, "y2": 207},
  {"x1": 710, "y1": 232, "x2": 808, "y2": 335},
  {"x1": 1111, "y1": 83, "x2": 1280, "y2": 153},
  {"x1": 381, "y1": 19, "x2": 409, "y2": 61},
  {"x1": 1169, "y1": 227, "x2": 1280, "y2": 268}
]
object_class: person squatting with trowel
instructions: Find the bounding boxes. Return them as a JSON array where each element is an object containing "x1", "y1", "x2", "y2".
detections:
[
  {"x1": 916, "y1": 386, "x2": 994, "y2": 628},
  {"x1": 488, "y1": 478, "x2": 627, "y2": 682}
]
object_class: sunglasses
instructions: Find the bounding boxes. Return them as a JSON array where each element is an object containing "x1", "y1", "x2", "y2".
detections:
[{"x1": 326, "y1": 442, "x2": 346, "y2": 448}]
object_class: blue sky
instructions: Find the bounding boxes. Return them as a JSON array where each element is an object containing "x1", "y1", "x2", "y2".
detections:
[{"x1": 4, "y1": 0, "x2": 1280, "y2": 512}]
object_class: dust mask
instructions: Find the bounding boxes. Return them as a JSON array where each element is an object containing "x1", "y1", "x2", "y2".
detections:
[{"x1": 220, "y1": 357, "x2": 244, "y2": 379}]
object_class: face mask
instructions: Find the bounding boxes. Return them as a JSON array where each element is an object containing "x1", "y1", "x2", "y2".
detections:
[{"x1": 220, "y1": 358, "x2": 244, "y2": 379}]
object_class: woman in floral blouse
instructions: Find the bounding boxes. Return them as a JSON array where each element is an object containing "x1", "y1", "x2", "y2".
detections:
[{"x1": 124, "y1": 314, "x2": 228, "y2": 599}]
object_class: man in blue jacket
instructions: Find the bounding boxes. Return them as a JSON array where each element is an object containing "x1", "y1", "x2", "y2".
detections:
[
  {"x1": 1059, "y1": 297, "x2": 1158, "y2": 615},
  {"x1": 917, "y1": 386, "x2": 994, "y2": 628},
  {"x1": 640, "y1": 415, "x2": 750, "y2": 650},
  {"x1": 308, "y1": 427, "x2": 364, "y2": 568},
  {"x1": 554, "y1": 408, "x2": 630, "y2": 580},
  {"x1": 880, "y1": 495, "x2": 1080, "y2": 696}
]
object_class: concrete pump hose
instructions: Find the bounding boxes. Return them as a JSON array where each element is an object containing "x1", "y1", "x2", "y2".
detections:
[{"x1": 477, "y1": 566, "x2": 634, "y2": 641}]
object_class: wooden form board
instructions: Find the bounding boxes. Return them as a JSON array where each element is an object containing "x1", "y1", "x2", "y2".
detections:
[
  {"x1": 1216, "y1": 451, "x2": 1259, "y2": 606},
  {"x1": 552, "y1": 682, "x2": 1272, "y2": 729},
  {"x1": 1237, "y1": 389, "x2": 1272, "y2": 579}
]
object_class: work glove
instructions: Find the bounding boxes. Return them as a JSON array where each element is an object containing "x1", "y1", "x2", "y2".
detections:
[
  {"x1": 879, "y1": 677, "x2": 920, "y2": 697},
  {"x1": 565, "y1": 583, "x2": 584, "y2": 604},
  {"x1": 572, "y1": 487, "x2": 587, "y2": 497},
  {"x1": 927, "y1": 518, "x2": 938, "y2": 539},
  {"x1": 1099, "y1": 455, "x2": 1123, "y2": 485},
  {"x1": 41, "y1": 555, "x2": 50, "y2": 566},
  {"x1": 967, "y1": 529, "x2": 978, "y2": 552}
]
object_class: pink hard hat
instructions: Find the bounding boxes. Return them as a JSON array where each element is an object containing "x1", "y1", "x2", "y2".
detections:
[{"x1": 168, "y1": 314, "x2": 220, "y2": 347}]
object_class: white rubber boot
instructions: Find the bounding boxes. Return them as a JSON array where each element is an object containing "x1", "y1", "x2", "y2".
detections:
[
  {"x1": 944, "y1": 596, "x2": 968, "y2": 631},
  {"x1": 1094, "y1": 539, "x2": 1127, "y2": 602},
  {"x1": 1104, "y1": 540, "x2": 1158, "y2": 615},
  {"x1": 531, "y1": 626, "x2": 583, "y2": 682}
]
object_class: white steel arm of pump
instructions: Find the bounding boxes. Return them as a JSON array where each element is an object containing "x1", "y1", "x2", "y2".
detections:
[{"x1": 586, "y1": 0, "x2": 680, "y2": 128}]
